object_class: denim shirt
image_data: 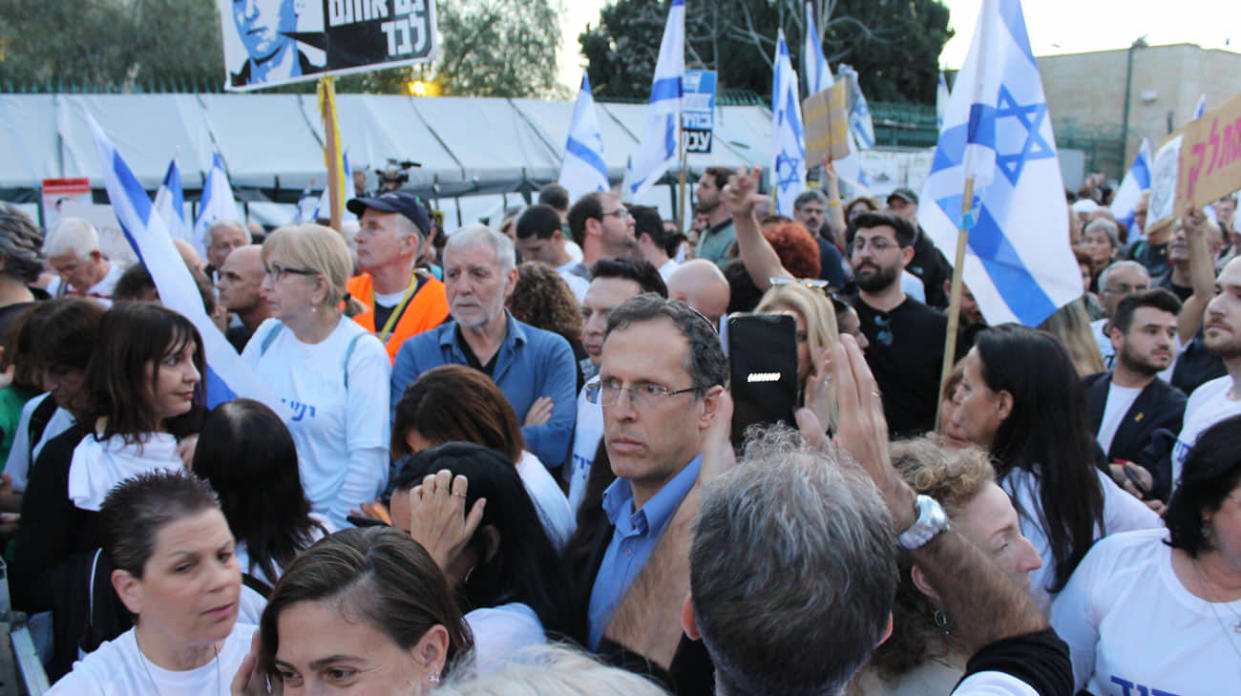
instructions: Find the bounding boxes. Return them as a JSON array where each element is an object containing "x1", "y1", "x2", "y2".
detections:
[{"x1": 586, "y1": 455, "x2": 702, "y2": 649}]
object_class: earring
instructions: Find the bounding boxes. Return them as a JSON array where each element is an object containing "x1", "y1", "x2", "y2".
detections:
[
  {"x1": 428, "y1": 672, "x2": 440, "y2": 684},
  {"x1": 933, "y1": 608, "x2": 952, "y2": 634},
  {"x1": 312, "y1": 305, "x2": 318, "y2": 314}
]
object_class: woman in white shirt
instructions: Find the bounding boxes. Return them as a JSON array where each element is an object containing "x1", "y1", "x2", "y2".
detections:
[
  {"x1": 242, "y1": 224, "x2": 390, "y2": 529},
  {"x1": 1050, "y1": 415, "x2": 1241, "y2": 694},
  {"x1": 50, "y1": 470, "x2": 255, "y2": 695},
  {"x1": 191, "y1": 399, "x2": 330, "y2": 624},
  {"x1": 944, "y1": 324, "x2": 1160, "y2": 611}
]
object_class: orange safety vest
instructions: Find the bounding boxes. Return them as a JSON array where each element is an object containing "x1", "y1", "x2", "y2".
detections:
[{"x1": 347, "y1": 272, "x2": 450, "y2": 363}]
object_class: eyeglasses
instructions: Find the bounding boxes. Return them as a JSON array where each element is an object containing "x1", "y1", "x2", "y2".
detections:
[
  {"x1": 1103, "y1": 283, "x2": 1150, "y2": 295},
  {"x1": 770, "y1": 277, "x2": 829, "y2": 289},
  {"x1": 601, "y1": 207, "x2": 632, "y2": 220},
  {"x1": 264, "y1": 263, "x2": 318, "y2": 281},
  {"x1": 585, "y1": 379, "x2": 700, "y2": 408},
  {"x1": 852, "y1": 237, "x2": 899, "y2": 254}
]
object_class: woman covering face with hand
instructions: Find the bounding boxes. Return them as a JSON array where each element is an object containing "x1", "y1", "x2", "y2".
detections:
[{"x1": 49, "y1": 471, "x2": 253, "y2": 695}]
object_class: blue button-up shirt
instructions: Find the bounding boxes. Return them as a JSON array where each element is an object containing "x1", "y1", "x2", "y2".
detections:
[
  {"x1": 587, "y1": 455, "x2": 702, "y2": 649},
  {"x1": 390, "y1": 311, "x2": 577, "y2": 468}
]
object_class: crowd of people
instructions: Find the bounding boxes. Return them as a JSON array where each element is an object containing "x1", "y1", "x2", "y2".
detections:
[{"x1": 0, "y1": 158, "x2": 1236, "y2": 695}]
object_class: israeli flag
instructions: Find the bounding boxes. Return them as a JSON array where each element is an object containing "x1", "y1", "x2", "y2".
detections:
[
  {"x1": 558, "y1": 73, "x2": 610, "y2": 204},
  {"x1": 838, "y1": 64, "x2": 875, "y2": 150},
  {"x1": 152, "y1": 158, "x2": 189, "y2": 243},
  {"x1": 294, "y1": 183, "x2": 318, "y2": 224},
  {"x1": 802, "y1": 3, "x2": 831, "y2": 95},
  {"x1": 1193, "y1": 93, "x2": 1206, "y2": 120},
  {"x1": 1110, "y1": 138, "x2": 1153, "y2": 236},
  {"x1": 937, "y1": 72, "x2": 950, "y2": 130},
  {"x1": 919, "y1": 0, "x2": 1078, "y2": 327},
  {"x1": 312, "y1": 152, "x2": 356, "y2": 222},
  {"x1": 84, "y1": 112, "x2": 286, "y2": 416},
  {"x1": 622, "y1": 0, "x2": 683, "y2": 202},
  {"x1": 772, "y1": 30, "x2": 806, "y2": 217},
  {"x1": 193, "y1": 152, "x2": 241, "y2": 257}
]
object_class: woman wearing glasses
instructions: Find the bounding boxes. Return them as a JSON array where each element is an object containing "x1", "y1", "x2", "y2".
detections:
[{"x1": 242, "y1": 224, "x2": 391, "y2": 529}]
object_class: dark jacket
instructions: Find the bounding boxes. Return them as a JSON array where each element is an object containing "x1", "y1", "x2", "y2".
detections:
[
  {"x1": 1084, "y1": 372, "x2": 1187, "y2": 500},
  {"x1": 908, "y1": 226, "x2": 952, "y2": 309}
]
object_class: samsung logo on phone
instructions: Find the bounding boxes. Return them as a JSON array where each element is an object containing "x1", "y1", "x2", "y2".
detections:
[{"x1": 746, "y1": 372, "x2": 782, "y2": 383}]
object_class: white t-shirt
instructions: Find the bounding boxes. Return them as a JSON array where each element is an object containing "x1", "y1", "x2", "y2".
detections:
[
  {"x1": 49, "y1": 623, "x2": 258, "y2": 695},
  {"x1": 5, "y1": 393, "x2": 75, "y2": 493},
  {"x1": 566, "y1": 376, "x2": 603, "y2": 514},
  {"x1": 1096, "y1": 383, "x2": 1143, "y2": 455},
  {"x1": 1003, "y1": 467, "x2": 1161, "y2": 613},
  {"x1": 242, "y1": 318, "x2": 391, "y2": 529},
  {"x1": 1171, "y1": 375, "x2": 1241, "y2": 492},
  {"x1": 1050, "y1": 528, "x2": 1241, "y2": 695},
  {"x1": 515, "y1": 451, "x2": 575, "y2": 549},
  {"x1": 47, "y1": 263, "x2": 124, "y2": 308},
  {"x1": 68, "y1": 433, "x2": 183, "y2": 511},
  {"x1": 658, "y1": 259, "x2": 679, "y2": 282},
  {"x1": 464, "y1": 602, "x2": 546, "y2": 676},
  {"x1": 555, "y1": 267, "x2": 589, "y2": 303}
]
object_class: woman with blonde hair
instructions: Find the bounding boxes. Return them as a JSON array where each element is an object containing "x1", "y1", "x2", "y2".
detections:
[
  {"x1": 242, "y1": 224, "x2": 391, "y2": 529},
  {"x1": 754, "y1": 281, "x2": 839, "y2": 429},
  {"x1": 1036, "y1": 297, "x2": 1105, "y2": 376}
]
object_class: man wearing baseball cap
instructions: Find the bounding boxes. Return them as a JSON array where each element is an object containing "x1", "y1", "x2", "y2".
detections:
[
  {"x1": 346, "y1": 191, "x2": 449, "y2": 362},
  {"x1": 886, "y1": 187, "x2": 952, "y2": 308}
]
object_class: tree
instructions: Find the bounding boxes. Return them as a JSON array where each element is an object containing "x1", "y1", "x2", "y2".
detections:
[{"x1": 579, "y1": 0, "x2": 951, "y2": 104}]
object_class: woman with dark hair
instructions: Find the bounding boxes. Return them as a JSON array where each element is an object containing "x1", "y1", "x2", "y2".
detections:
[
  {"x1": 391, "y1": 365, "x2": 573, "y2": 547},
  {"x1": 945, "y1": 324, "x2": 1159, "y2": 611},
  {"x1": 1050, "y1": 415, "x2": 1241, "y2": 694},
  {"x1": 391, "y1": 442, "x2": 578, "y2": 670},
  {"x1": 232, "y1": 526, "x2": 472, "y2": 695},
  {"x1": 507, "y1": 261, "x2": 589, "y2": 392},
  {"x1": 192, "y1": 399, "x2": 330, "y2": 623},
  {"x1": 0, "y1": 304, "x2": 54, "y2": 465},
  {"x1": 50, "y1": 470, "x2": 253, "y2": 694},
  {"x1": 11, "y1": 303, "x2": 206, "y2": 674}
]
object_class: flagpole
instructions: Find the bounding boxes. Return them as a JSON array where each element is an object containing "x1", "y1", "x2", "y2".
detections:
[
  {"x1": 677, "y1": 136, "x2": 688, "y2": 232},
  {"x1": 318, "y1": 77, "x2": 343, "y2": 232},
  {"x1": 935, "y1": 176, "x2": 975, "y2": 432}
]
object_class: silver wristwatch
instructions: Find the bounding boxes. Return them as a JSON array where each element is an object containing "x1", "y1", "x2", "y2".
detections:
[{"x1": 897, "y1": 494, "x2": 949, "y2": 551}]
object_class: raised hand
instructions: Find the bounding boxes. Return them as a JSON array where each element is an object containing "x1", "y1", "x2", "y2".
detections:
[
  {"x1": 407, "y1": 469, "x2": 486, "y2": 579},
  {"x1": 721, "y1": 165, "x2": 767, "y2": 217}
]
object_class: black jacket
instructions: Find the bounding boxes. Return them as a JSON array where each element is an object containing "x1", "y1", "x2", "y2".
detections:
[{"x1": 1083, "y1": 372, "x2": 1187, "y2": 500}]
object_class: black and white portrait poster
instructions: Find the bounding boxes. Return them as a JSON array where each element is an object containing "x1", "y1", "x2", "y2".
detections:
[{"x1": 218, "y1": 0, "x2": 438, "y2": 91}]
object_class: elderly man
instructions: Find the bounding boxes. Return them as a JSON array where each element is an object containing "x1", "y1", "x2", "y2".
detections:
[
  {"x1": 204, "y1": 219, "x2": 249, "y2": 281},
  {"x1": 1091, "y1": 261, "x2": 1151, "y2": 368},
  {"x1": 793, "y1": 189, "x2": 847, "y2": 287},
  {"x1": 345, "y1": 192, "x2": 449, "y2": 362},
  {"x1": 390, "y1": 226, "x2": 576, "y2": 469},
  {"x1": 216, "y1": 245, "x2": 271, "y2": 351},
  {"x1": 42, "y1": 218, "x2": 123, "y2": 307},
  {"x1": 569, "y1": 192, "x2": 639, "y2": 271},
  {"x1": 665, "y1": 260, "x2": 730, "y2": 330}
]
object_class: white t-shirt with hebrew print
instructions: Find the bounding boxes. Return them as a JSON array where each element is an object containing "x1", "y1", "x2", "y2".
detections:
[
  {"x1": 1171, "y1": 375, "x2": 1241, "y2": 493},
  {"x1": 1050, "y1": 528, "x2": 1241, "y2": 695},
  {"x1": 243, "y1": 317, "x2": 390, "y2": 529}
]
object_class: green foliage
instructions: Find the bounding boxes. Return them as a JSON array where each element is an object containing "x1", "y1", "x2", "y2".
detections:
[{"x1": 580, "y1": 0, "x2": 952, "y2": 104}]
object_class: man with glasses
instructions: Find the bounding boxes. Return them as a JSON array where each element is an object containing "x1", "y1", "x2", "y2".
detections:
[
  {"x1": 568, "y1": 295, "x2": 725, "y2": 684},
  {"x1": 1091, "y1": 261, "x2": 1151, "y2": 368},
  {"x1": 568, "y1": 192, "x2": 639, "y2": 272},
  {"x1": 848, "y1": 211, "x2": 957, "y2": 437}
]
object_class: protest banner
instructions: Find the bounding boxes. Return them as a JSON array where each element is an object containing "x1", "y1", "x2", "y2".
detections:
[
  {"x1": 217, "y1": 0, "x2": 438, "y2": 91},
  {"x1": 40, "y1": 177, "x2": 91, "y2": 230},
  {"x1": 802, "y1": 82, "x2": 850, "y2": 166},
  {"x1": 681, "y1": 70, "x2": 716, "y2": 154},
  {"x1": 1147, "y1": 91, "x2": 1241, "y2": 231}
]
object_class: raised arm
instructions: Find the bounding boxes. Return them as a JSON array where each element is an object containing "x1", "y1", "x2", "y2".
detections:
[
  {"x1": 1178, "y1": 208, "x2": 1216, "y2": 343},
  {"x1": 723, "y1": 166, "x2": 792, "y2": 291},
  {"x1": 822, "y1": 157, "x2": 847, "y2": 244}
]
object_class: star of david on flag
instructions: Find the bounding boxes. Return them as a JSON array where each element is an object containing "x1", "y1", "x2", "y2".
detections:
[
  {"x1": 919, "y1": 0, "x2": 1080, "y2": 328},
  {"x1": 771, "y1": 30, "x2": 806, "y2": 217}
]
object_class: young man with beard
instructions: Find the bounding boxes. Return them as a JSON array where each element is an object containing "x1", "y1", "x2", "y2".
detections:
[
  {"x1": 848, "y1": 211, "x2": 958, "y2": 437},
  {"x1": 693, "y1": 167, "x2": 736, "y2": 268},
  {"x1": 1083, "y1": 290, "x2": 1187, "y2": 503}
]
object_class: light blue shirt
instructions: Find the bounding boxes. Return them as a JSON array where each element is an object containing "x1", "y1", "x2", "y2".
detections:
[{"x1": 587, "y1": 455, "x2": 702, "y2": 649}]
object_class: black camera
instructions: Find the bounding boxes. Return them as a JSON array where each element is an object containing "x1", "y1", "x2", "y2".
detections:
[{"x1": 377, "y1": 159, "x2": 422, "y2": 192}]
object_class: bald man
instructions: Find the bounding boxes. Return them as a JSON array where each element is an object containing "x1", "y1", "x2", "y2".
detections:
[
  {"x1": 217, "y1": 245, "x2": 271, "y2": 351},
  {"x1": 667, "y1": 259, "x2": 730, "y2": 329}
]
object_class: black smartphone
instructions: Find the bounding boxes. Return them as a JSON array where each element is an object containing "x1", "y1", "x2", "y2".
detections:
[
  {"x1": 727, "y1": 313, "x2": 799, "y2": 447},
  {"x1": 346, "y1": 514, "x2": 389, "y2": 528}
]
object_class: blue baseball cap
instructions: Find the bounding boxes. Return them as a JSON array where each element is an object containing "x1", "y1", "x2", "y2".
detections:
[{"x1": 346, "y1": 191, "x2": 431, "y2": 237}]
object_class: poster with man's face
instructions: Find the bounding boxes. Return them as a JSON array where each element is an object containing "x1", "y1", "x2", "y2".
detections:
[{"x1": 218, "y1": 0, "x2": 437, "y2": 91}]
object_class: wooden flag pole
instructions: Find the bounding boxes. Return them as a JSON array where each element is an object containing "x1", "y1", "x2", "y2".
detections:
[
  {"x1": 935, "y1": 175, "x2": 975, "y2": 433},
  {"x1": 318, "y1": 76, "x2": 343, "y2": 232}
]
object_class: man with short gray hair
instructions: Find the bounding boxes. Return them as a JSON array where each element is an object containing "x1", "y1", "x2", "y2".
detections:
[
  {"x1": 794, "y1": 189, "x2": 847, "y2": 287},
  {"x1": 390, "y1": 225, "x2": 577, "y2": 468},
  {"x1": 43, "y1": 217, "x2": 122, "y2": 307},
  {"x1": 204, "y1": 218, "x2": 250, "y2": 277},
  {"x1": 1092, "y1": 260, "x2": 1151, "y2": 368}
]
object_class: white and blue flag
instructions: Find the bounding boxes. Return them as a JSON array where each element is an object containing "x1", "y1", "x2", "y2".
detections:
[
  {"x1": 1110, "y1": 138, "x2": 1153, "y2": 236},
  {"x1": 919, "y1": 0, "x2": 1078, "y2": 327},
  {"x1": 772, "y1": 30, "x2": 806, "y2": 217},
  {"x1": 193, "y1": 152, "x2": 242, "y2": 257},
  {"x1": 802, "y1": 3, "x2": 831, "y2": 96},
  {"x1": 622, "y1": 0, "x2": 683, "y2": 202},
  {"x1": 152, "y1": 157, "x2": 189, "y2": 243},
  {"x1": 559, "y1": 73, "x2": 610, "y2": 204},
  {"x1": 84, "y1": 112, "x2": 285, "y2": 415},
  {"x1": 937, "y1": 72, "x2": 950, "y2": 131},
  {"x1": 1192, "y1": 93, "x2": 1206, "y2": 121},
  {"x1": 312, "y1": 152, "x2": 356, "y2": 222},
  {"x1": 838, "y1": 64, "x2": 875, "y2": 150}
]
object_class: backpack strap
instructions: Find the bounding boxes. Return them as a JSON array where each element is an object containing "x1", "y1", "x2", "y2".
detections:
[
  {"x1": 341, "y1": 332, "x2": 366, "y2": 390},
  {"x1": 259, "y1": 322, "x2": 285, "y2": 357}
]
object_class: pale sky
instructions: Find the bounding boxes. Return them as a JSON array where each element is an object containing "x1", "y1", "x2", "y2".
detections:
[{"x1": 557, "y1": 0, "x2": 1237, "y2": 92}]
